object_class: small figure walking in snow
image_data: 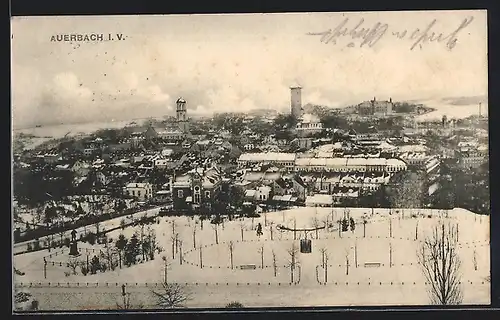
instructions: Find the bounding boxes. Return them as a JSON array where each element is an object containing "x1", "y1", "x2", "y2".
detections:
[{"x1": 256, "y1": 223, "x2": 263, "y2": 237}]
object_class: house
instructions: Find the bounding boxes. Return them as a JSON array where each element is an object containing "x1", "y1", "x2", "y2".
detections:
[
  {"x1": 144, "y1": 126, "x2": 159, "y2": 140},
  {"x1": 123, "y1": 182, "x2": 153, "y2": 201},
  {"x1": 355, "y1": 126, "x2": 382, "y2": 141},
  {"x1": 171, "y1": 165, "x2": 223, "y2": 212},
  {"x1": 243, "y1": 143, "x2": 256, "y2": 151},
  {"x1": 305, "y1": 194, "x2": 334, "y2": 207},
  {"x1": 95, "y1": 171, "x2": 111, "y2": 186},
  {"x1": 456, "y1": 144, "x2": 488, "y2": 169},
  {"x1": 154, "y1": 158, "x2": 171, "y2": 170},
  {"x1": 356, "y1": 97, "x2": 393, "y2": 115},
  {"x1": 71, "y1": 160, "x2": 91, "y2": 177},
  {"x1": 155, "y1": 128, "x2": 184, "y2": 141},
  {"x1": 244, "y1": 185, "x2": 272, "y2": 202},
  {"x1": 109, "y1": 139, "x2": 132, "y2": 152},
  {"x1": 291, "y1": 138, "x2": 314, "y2": 150},
  {"x1": 272, "y1": 175, "x2": 307, "y2": 201},
  {"x1": 237, "y1": 152, "x2": 296, "y2": 170},
  {"x1": 40, "y1": 150, "x2": 61, "y2": 164},
  {"x1": 295, "y1": 113, "x2": 324, "y2": 137},
  {"x1": 181, "y1": 139, "x2": 192, "y2": 149}
]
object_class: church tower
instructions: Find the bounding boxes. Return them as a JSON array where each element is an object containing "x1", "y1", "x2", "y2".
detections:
[{"x1": 176, "y1": 97, "x2": 189, "y2": 134}]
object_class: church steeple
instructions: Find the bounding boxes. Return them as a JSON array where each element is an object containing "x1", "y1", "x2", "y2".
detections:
[{"x1": 176, "y1": 97, "x2": 189, "y2": 133}]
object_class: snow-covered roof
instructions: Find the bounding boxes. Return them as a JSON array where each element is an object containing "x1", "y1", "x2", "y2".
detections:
[
  {"x1": 238, "y1": 152, "x2": 296, "y2": 162},
  {"x1": 299, "y1": 113, "x2": 321, "y2": 124},
  {"x1": 398, "y1": 144, "x2": 428, "y2": 153},
  {"x1": 296, "y1": 157, "x2": 407, "y2": 168},
  {"x1": 306, "y1": 194, "x2": 333, "y2": 205},
  {"x1": 125, "y1": 182, "x2": 151, "y2": 189},
  {"x1": 245, "y1": 190, "x2": 257, "y2": 197}
]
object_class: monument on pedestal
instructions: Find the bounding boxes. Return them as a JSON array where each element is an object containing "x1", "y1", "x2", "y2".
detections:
[{"x1": 69, "y1": 240, "x2": 79, "y2": 256}]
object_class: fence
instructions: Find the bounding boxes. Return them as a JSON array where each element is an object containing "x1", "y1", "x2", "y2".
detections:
[{"x1": 14, "y1": 279, "x2": 489, "y2": 289}]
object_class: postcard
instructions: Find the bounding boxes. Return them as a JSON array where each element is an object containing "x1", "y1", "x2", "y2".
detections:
[{"x1": 11, "y1": 10, "x2": 489, "y2": 311}]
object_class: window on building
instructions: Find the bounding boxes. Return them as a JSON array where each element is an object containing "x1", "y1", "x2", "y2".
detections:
[
  {"x1": 205, "y1": 191, "x2": 210, "y2": 198},
  {"x1": 194, "y1": 193, "x2": 200, "y2": 203},
  {"x1": 178, "y1": 190, "x2": 184, "y2": 198}
]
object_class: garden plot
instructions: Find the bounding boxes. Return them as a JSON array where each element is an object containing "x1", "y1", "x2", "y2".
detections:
[{"x1": 13, "y1": 207, "x2": 490, "y2": 307}]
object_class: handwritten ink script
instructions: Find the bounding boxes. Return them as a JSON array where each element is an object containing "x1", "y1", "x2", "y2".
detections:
[{"x1": 306, "y1": 16, "x2": 474, "y2": 50}]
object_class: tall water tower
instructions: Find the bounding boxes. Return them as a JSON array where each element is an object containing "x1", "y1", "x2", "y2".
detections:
[{"x1": 290, "y1": 86, "x2": 303, "y2": 119}]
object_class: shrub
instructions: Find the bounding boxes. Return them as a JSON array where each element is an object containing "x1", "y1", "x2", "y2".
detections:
[
  {"x1": 81, "y1": 266, "x2": 89, "y2": 276},
  {"x1": 226, "y1": 301, "x2": 244, "y2": 308}
]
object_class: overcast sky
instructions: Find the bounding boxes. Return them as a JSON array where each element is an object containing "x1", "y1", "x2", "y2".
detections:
[{"x1": 11, "y1": 10, "x2": 487, "y2": 128}]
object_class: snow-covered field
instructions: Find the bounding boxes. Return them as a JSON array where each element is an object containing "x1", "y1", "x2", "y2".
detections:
[{"x1": 13, "y1": 207, "x2": 490, "y2": 309}]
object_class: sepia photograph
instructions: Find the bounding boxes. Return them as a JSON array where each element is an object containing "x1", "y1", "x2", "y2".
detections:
[{"x1": 11, "y1": 10, "x2": 489, "y2": 312}]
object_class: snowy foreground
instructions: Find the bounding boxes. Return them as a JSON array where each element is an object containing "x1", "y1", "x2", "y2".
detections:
[{"x1": 13, "y1": 207, "x2": 490, "y2": 310}]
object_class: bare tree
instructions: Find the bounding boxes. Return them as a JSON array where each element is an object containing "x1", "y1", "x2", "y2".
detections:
[
  {"x1": 199, "y1": 244, "x2": 203, "y2": 269},
  {"x1": 354, "y1": 241, "x2": 358, "y2": 268},
  {"x1": 95, "y1": 221, "x2": 101, "y2": 236},
  {"x1": 389, "y1": 218, "x2": 393, "y2": 238},
  {"x1": 293, "y1": 218, "x2": 297, "y2": 240},
  {"x1": 258, "y1": 245, "x2": 264, "y2": 269},
  {"x1": 389, "y1": 242, "x2": 393, "y2": 268},
  {"x1": 228, "y1": 241, "x2": 235, "y2": 269},
  {"x1": 415, "y1": 221, "x2": 419, "y2": 240},
  {"x1": 57, "y1": 229, "x2": 65, "y2": 248},
  {"x1": 161, "y1": 256, "x2": 171, "y2": 283},
  {"x1": 473, "y1": 249, "x2": 478, "y2": 271},
  {"x1": 363, "y1": 219, "x2": 367, "y2": 238},
  {"x1": 140, "y1": 224, "x2": 146, "y2": 261},
  {"x1": 152, "y1": 282, "x2": 192, "y2": 309},
  {"x1": 286, "y1": 243, "x2": 299, "y2": 283},
  {"x1": 104, "y1": 246, "x2": 118, "y2": 271},
  {"x1": 178, "y1": 240, "x2": 183, "y2": 265},
  {"x1": 318, "y1": 247, "x2": 330, "y2": 283},
  {"x1": 416, "y1": 222, "x2": 463, "y2": 305},
  {"x1": 169, "y1": 233, "x2": 179, "y2": 259},
  {"x1": 171, "y1": 220, "x2": 177, "y2": 237},
  {"x1": 345, "y1": 248, "x2": 350, "y2": 276},
  {"x1": 311, "y1": 216, "x2": 321, "y2": 239},
  {"x1": 212, "y1": 224, "x2": 219, "y2": 244},
  {"x1": 272, "y1": 250, "x2": 277, "y2": 277},
  {"x1": 67, "y1": 258, "x2": 80, "y2": 275},
  {"x1": 192, "y1": 225, "x2": 197, "y2": 249},
  {"x1": 319, "y1": 247, "x2": 328, "y2": 269},
  {"x1": 239, "y1": 221, "x2": 246, "y2": 241},
  {"x1": 337, "y1": 219, "x2": 342, "y2": 238}
]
